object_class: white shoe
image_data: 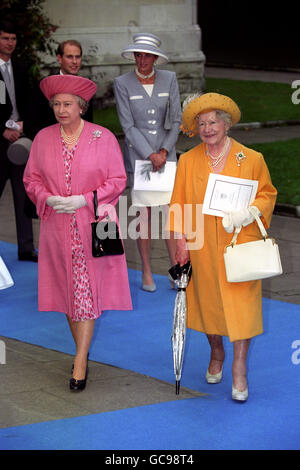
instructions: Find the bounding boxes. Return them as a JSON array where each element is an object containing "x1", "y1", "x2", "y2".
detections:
[
  {"x1": 206, "y1": 367, "x2": 223, "y2": 384},
  {"x1": 142, "y1": 282, "x2": 156, "y2": 292},
  {"x1": 232, "y1": 385, "x2": 248, "y2": 402}
]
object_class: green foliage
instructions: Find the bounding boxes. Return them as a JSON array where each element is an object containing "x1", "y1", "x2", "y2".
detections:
[
  {"x1": 0, "y1": 0, "x2": 57, "y2": 79},
  {"x1": 93, "y1": 108, "x2": 123, "y2": 135},
  {"x1": 249, "y1": 139, "x2": 300, "y2": 206},
  {"x1": 206, "y1": 78, "x2": 298, "y2": 123}
]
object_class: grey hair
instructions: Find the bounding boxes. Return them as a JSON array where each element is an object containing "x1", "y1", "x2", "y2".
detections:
[
  {"x1": 196, "y1": 109, "x2": 233, "y2": 130},
  {"x1": 49, "y1": 95, "x2": 89, "y2": 115},
  {"x1": 215, "y1": 110, "x2": 233, "y2": 129},
  {"x1": 75, "y1": 96, "x2": 89, "y2": 114}
]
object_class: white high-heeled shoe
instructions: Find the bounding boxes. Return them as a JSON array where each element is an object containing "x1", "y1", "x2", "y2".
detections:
[
  {"x1": 142, "y1": 282, "x2": 156, "y2": 292},
  {"x1": 232, "y1": 385, "x2": 248, "y2": 401},
  {"x1": 206, "y1": 367, "x2": 223, "y2": 384}
]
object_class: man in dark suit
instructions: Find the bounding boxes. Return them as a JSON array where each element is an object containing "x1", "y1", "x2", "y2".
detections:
[
  {"x1": 0, "y1": 20, "x2": 37, "y2": 261},
  {"x1": 56, "y1": 40, "x2": 94, "y2": 123},
  {"x1": 30, "y1": 39, "x2": 94, "y2": 133}
]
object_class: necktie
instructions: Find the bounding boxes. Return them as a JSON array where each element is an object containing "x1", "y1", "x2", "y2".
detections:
[
  {"x1": 2, "y1": 63, "x2": 12, "y2": 93},
  {"x1": 2, "y1": 62, "x2": 19, "y2": 120}
]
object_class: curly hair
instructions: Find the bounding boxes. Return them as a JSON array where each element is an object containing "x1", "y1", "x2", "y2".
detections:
[{"x1": 49, "y1": 95, "x2": 89, "y2": 115}]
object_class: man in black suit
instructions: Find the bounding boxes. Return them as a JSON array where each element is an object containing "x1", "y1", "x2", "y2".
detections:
[
  {"x1": 0, "y1": 20, "x2": 37, "y2": 261},
  {"x1": 56, "y1": 40, "x2": 94, "y2": 123},
  {"x1": 30, "y1": 39, "x2": 94, "y2": 133}
]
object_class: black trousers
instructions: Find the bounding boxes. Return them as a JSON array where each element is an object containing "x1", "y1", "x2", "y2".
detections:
[{"x1": 0, "y1": 139, "x2": 35, "y2": 254}]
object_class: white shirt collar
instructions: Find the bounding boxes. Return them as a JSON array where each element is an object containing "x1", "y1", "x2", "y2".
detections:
[{"x1": 0, "y1": 58, "x2": 12, "y2": 71}]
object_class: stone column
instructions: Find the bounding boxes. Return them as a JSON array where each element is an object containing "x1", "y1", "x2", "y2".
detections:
[{"x1": 43, "y1": 0, "x2": 205, "y2": 105}]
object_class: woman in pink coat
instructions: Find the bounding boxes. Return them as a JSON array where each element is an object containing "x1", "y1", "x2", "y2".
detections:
[{"x1": 23, "y1": 75, "x2": 132, "y2": 391}]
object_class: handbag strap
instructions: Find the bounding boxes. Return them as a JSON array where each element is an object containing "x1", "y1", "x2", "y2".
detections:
[
  {"x1": 230, "y1": 206, "x2": 268, "y2": 245},
  {"x1": 93, "y1": 190, "x2": 98, "y2": 221},
  {"x1": 93, "y1": 191, "x2": 110, "y2": 223}
]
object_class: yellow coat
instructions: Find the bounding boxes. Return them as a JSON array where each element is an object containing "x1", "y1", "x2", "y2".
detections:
[{"x1": 168, "y1": 139, "x2": 277, "y2": 342}]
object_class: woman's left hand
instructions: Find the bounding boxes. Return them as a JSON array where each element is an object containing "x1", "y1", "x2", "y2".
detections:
[
  {"x1": 158, "y1": 148, "x2": 168, "y2": 169},
  {"x1": 149, "y1": 152, "x2": 166, "y2": 171},
  {"x1": 222, "y1": 207, "x2": 260, "y2": 233},
  {"x1": 149, "y1": 149, "x2": 167, "y2": 171}
]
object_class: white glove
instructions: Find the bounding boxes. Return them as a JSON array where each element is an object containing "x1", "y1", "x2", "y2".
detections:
[
  {"x1": 51, "y1": 195, "x2": 87, "y2": 214},
  {"x1": 46, "y1": 195, "x2": 63, "y2": 208},
  {"x1": 222, "y1": 207, "x2": 261, "y2": 233}
]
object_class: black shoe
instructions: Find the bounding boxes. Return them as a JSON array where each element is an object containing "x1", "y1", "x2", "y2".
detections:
[
  {"x1": 70, "y1": 367, "x2": 88, "y2": 392},
  {"x1": 18, "y1": 250, "x2": 38, "y2": 262}
]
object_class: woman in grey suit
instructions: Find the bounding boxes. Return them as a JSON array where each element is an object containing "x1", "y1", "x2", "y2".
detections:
[{"x1": 114, "y1": 33, "x2": 182, "y2": 292}]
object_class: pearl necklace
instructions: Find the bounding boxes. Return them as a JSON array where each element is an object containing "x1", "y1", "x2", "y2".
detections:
[
  {"x1": 135, "y1": 67, "x2": 155, "y2": 79},
  {"x1": 206, "y1": 137, "x2": 230, "y2": 168},
  {"x1": 61, "y1": 119, "x2": 84, "y2": 147}
]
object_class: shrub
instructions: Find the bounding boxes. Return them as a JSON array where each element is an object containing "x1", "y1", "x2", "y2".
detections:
[{"x1": 0, "y1": 0, "x2": 57, "y2": 79}]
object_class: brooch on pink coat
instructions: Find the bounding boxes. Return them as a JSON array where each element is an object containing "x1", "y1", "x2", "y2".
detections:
[{"x1": 89, "y1": 129, "x2": 102, "y2": 144}]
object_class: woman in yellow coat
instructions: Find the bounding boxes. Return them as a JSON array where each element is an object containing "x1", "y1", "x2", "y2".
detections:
[{"x1": 168, "y1": 93, "x2": 277, "y2": 401}]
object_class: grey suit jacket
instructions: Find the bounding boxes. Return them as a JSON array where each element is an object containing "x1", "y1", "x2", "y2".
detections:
[{"x1": 114, "y1": 69, "x2": 182, "y2": 185}]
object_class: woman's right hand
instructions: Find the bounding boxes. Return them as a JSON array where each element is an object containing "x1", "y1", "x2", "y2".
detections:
[
  {"x1": 46, "y1": 195, "x2": 62, "y2": 208},
  {"x1": 175, "y1": 237, "x2": 190, "y2": 266},
  {"x1": 149, "y1": 152, "x2": 166, "y2": 171},
  {"x1": 46, "y1": 195, "x2": 86, "y2": 213}
]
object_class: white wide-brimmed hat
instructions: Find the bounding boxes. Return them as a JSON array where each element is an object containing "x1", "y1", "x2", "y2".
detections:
[
  {"x1": 121, "y1": 33, "x2": 168, "y2": 65},
  {"x1": 7, "y1": 137, "x2": 32, "y2": 165}
]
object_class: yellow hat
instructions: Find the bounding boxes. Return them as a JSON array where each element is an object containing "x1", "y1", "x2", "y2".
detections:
[{"x1": 181, "y1": 92, "x2": 241, "y2": 137}]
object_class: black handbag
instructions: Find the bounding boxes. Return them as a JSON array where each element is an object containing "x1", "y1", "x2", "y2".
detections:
[{"x1": 91, "y1": 191, "x2": 124, "y2": 257}]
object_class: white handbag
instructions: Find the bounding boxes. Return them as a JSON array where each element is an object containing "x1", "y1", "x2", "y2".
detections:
[
  {"x1": 224, "y1": 207, "x2": 282, "y2": 283},
  {"x1": 0, "y1": 256, "x2": 14, "y2": 290}
]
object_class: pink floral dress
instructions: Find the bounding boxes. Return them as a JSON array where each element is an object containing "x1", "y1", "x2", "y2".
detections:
[{"x1": 62, "y1": 137, "x2": 97, "y2": 322}]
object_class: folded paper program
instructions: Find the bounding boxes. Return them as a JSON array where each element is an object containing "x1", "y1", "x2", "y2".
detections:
[
  {"x1": 6, "y1": 119, "x2": 21, "y2": 130},
  {"x1": 139, "y1": 162, "x2": 165, "y2": 181},
  {"x1": 134, "y1": 160, "x2": 177, "y2": 192}
]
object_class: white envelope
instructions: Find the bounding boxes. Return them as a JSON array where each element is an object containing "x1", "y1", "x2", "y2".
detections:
[{"x1": 134, "y1": 160, "x2": 177, "y2": 192}]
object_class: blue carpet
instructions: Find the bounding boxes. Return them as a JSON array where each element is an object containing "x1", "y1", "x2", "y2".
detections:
[
  {"x1": 1, "y1": 396, "x2": 300, "y2": 450},
  {"x1": 1, "y1": 240, "x2": 300, "y2": 450}
]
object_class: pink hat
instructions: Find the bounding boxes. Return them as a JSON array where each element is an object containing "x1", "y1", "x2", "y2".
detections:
[{"x1": 40, "y1": 74, "x2": 97, "y2": 102}]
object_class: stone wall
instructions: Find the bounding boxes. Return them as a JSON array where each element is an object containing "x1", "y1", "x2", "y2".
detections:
[{"x1": 42, "y1": 0, "x2": 205, "y2": 106}]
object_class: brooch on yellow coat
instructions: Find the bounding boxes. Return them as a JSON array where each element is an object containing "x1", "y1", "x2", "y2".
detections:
[{"x1": 235, "y1": 150, "x2": 246, "y2": 166}]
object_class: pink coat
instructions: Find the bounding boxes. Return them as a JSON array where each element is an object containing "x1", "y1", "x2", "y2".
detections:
[{"x1": 23, "y1": 121, "x2": 132, "y2": 316}]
